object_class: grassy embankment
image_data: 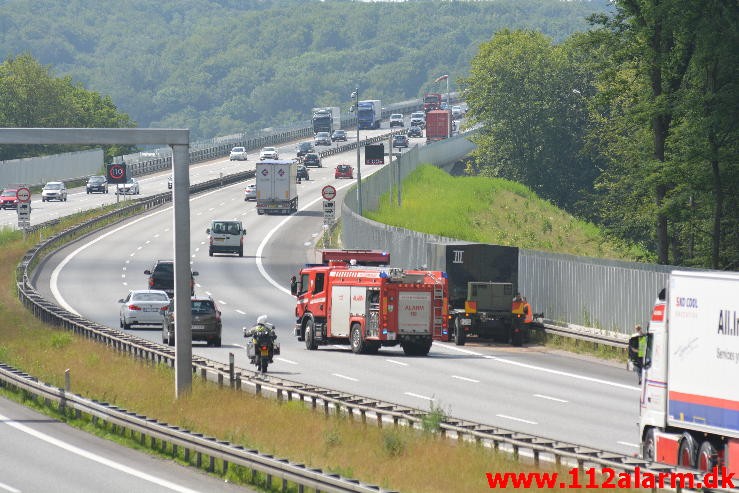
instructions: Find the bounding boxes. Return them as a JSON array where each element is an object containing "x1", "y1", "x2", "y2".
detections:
[
  {"x1": 0, "y1": 206, "x2": 608, "y2": 493},
  {"x1": 366, "y1": 165, "x2": 650, "y2": 360}
]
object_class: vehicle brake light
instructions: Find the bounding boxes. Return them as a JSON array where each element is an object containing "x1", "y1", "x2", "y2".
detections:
[
  {"x1": 148, "y1": 278, "x2": 154, "y2": 287},
  {"x1": 128, "y1": 304, "x2": 142, "y2": 311}
]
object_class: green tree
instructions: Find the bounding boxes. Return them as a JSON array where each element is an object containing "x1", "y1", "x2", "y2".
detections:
[
  {"x1": 0, "y1": 53, "x2": 135, "y2": 161},
  {"x1": 587, "y1": 1, "x2": 738, "y2": 269},
  {"x1": 460, "y1": 30, "x2": 599, "y2": 210}
]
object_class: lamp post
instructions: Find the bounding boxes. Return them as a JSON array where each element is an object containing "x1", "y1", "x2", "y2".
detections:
[{"x1": 351, "y1": 88, "x2": 362, "y2": 215}]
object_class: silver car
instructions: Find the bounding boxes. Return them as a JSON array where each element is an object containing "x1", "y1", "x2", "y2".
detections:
[
  {"x1": 116, "y1": 177, "x2": 140, "y2": 195},
  {"x1": 119, "y1": 289, "x2": 171, "y2": 330},
  {"x1": 229, "y1": 146, "x2": 248, "y2": 161},
  {"x1": 41, "y1": 181, "x2": 67, "y2": 202},
  {"x1": 244, "y1": 183, "x2": 256, "y2": 201}
]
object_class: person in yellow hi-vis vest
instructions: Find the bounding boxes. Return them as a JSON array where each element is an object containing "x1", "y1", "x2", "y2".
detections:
[
  {"x1": 628, "y1": 324, "x2": 647, "y2": 384},
  {"x1": 511, "y1": 292, "x2": 527, "y2": 346}
]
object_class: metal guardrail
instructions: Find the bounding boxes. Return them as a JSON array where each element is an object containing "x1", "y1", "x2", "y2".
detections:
[
  {"x1": 13, "y1": 165, "x2": 730, "y2": 493},
  {"x1": 0, "y1": 363, "x2": 395, "y2": 493}
]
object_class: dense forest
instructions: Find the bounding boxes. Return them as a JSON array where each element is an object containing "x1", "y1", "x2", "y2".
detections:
[
  {"x1": 0, "y1": 0, "x2": 736, "y2": 270},
  {"x1": 0, "y1": 0, "x2": 608, "y2": 139}
]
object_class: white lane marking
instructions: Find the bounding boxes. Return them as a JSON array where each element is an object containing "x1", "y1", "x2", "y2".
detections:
[
  {"x1": 533, "y1": 394, "x2": 568, "y2": 403},
  {"x1": 122, "y1": 282, "x2": 127, "y2": 286},
  {"x1": 235, "y1": 309, "x2": 246, "y2": 315},
  {"x1": 121, "y1": 274, "x2": 126, "y2": 278},
  {"x1": 438, "y1": 344, "x2": 638, "y2": 391},
  {"x1": 255, "y1": 180, "x2": 360, "y2": 295},
  {"x1": 303, "y1": 242, "x2": 311, "y2": 246},
  {"x1": 51, "y1": 183, "x2": 245, "y2": 314},
  {"x1": 0, "y1": 480, "x2": 20, "y2": 493},
  {"x1": 617, "y1": 441, "x2": 640, "y2": 448},
  {"x1": 0, "y1": 412, "x2": 204, "y2": 493},
  {"x1": 496, "y1": 414, "x2": 538, "y2": 425},
  {"x1": 451, "y1": 375, "x2": 479, "y2": 383},
  {"x1": 332, "y1": 373, "x2": 358, "y2": 382},
  {"x1": 137, "y1": 246, "x2": 142, "y2": 250},
  {"x1": 218, "y1": 300, "x2": 227, "y2": 305},
  {"x1": 404, "y1": 392, "x2": 435, "y2": 401},
  {"x1": 275, "y1": 357, "x2": 298, "y2": 365},
  {"x1": 385, "y1": 359, "x2": 408, "y2": 367},
  {"x1": 50, "y1": 207, "x2": 174, "y2": 315},
  {"x1": 205, "y1": 291, "x2": 212, "y2": 296}
]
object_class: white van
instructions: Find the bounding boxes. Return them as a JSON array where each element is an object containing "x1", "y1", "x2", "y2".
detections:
[{"x1": 207, "y1": 220, "x2": 246, "y2": 257}]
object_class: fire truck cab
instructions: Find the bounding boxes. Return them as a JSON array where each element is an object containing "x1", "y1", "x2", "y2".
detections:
[{"x1": 292, "y1": 263, "x2": 450, "y2": 356}]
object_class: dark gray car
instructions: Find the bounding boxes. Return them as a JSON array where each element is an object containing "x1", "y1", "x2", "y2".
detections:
[{"x1": 162, "y1": 296, "x2": 222, "y2": 347}]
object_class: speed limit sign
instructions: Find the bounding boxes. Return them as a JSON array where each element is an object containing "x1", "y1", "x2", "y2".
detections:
[{"x1": 107, "y1": 163, "x2": 127, "y2": 184}]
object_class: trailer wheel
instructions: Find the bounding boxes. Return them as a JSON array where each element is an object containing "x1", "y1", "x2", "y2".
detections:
[
  {"x1": 305, "y1": 319, "x2": 317, "y2": 350},
  {"x1": 697, "y1": 441, "x2": 717, "y2": 471},
  {"x1": 678, "y1": 433, "x2": 698, "y2": 468},
  {"x1": 350, "y1": 324, "x2": 366, "y2": 354},
  {"x1": 641, "y1": 428, "x2": 655, "y2": 462},
  {"x1": 454, "y1": 318, "x2": 466, "y2": 346}
]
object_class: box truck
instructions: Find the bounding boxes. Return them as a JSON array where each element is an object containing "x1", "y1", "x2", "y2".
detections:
[
  {"x1": 629, "y1": 270, "x2": 739, "y2": 476},
  {"x1": 255, "y1": 160, "x2": 298, "y2": 215},
  {"x1": 357, "y1": 99, "x2": 382, "y2": 130}
]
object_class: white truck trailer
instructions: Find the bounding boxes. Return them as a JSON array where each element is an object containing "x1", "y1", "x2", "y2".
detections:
[
  {"x1": 630, "y1": 270, "x2": 739, "y2": 476},
  {"x1": 255, "y1": 159, "x2": 298, "y2": 215}
]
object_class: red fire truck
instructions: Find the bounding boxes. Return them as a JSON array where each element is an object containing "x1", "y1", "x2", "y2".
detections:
[{"x1": 292, "y1": 263, "x2": 450, "y2": 356}]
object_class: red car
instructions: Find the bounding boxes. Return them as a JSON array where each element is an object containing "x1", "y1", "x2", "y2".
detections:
[
  {"x1": 334, "y1": 164, "x2": 354, "y2": 179},
  {"x1": 0, "y1": 188, "x2": 19, "y2": 209}
]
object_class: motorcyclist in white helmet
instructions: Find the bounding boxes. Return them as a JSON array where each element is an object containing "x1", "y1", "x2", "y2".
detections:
[{"x1": 244, "y1": 315, "x2": 277, "y2": 362}]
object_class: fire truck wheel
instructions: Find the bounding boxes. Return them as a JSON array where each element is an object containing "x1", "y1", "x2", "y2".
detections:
[
  {"x1": 305, "y1": 320, "x2": 317, "y2": 350},
  {"x1": 350, "y1": 324, "x2": 366, "y2": 354}
]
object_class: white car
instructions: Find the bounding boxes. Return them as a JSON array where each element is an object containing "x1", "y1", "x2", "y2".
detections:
[
  {"x1": 41, "y1": 181, "x2": 67, "y2": 202},
  {"x1": 410, "y1": 111, "x2": 426, "y2": 128},
  {"x1": 389, "y1": 113, "x2": 404, "y2": 127},
  {"x1": 115, "y1": 177, "x2": 140, "y2": 195},
  {"x1": 244, "y1": 183, "x2": 256, "y2": 201},
  {"x1": 452, "y1": 105, "x2": 464, "y2": 119},
  {"x1": 118, "y1": 289, "x2": 170, "y2": 330},
  {"x1": 259, "y1": 147, "x2": 279, "y2": 160},
  {"x1": 229, "y1": 146, "x2": 248, "y2": 161}
]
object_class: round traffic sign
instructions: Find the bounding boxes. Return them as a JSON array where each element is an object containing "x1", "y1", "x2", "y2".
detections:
[
  {"x1": 16, "y1": 187, "x2": 31, "y2": 203},
  {"x1": 322, "y1": 185, "x2": 336, "y2": 201},
  {"x1": 108, "y1": 164, "x2": 126, "y2": 180}
]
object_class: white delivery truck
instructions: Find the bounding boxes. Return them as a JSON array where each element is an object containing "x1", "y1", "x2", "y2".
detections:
[
  {"x1": 255, "y1": 160, "x2": 298, "y2": 215},
  {"x1": 630, "y1": 270, "x2": 739, "y2": 475}
]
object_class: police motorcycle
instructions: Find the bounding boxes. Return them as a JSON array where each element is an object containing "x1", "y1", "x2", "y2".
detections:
[{"x1": 243, "y1": 315, "x2": 279, "y2": 373}]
